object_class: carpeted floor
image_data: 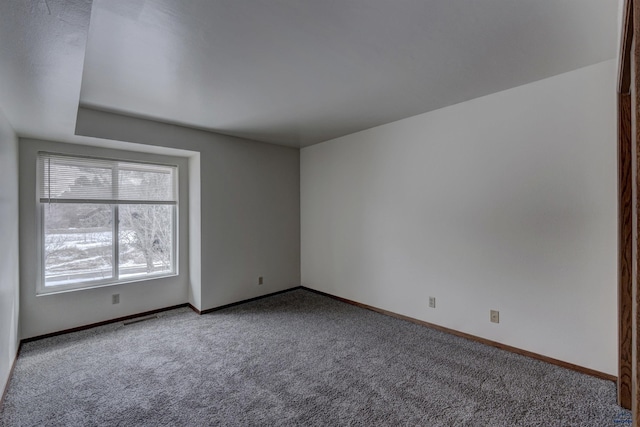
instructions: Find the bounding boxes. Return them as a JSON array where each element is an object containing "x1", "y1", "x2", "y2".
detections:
[{"x1": 0, "y1": 289, "x2": 630, "y2": 426}]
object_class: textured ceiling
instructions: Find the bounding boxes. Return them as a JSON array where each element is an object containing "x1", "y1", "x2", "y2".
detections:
[
  {"x1": 0, "y1": 0, "x2": 620, "y2": 148},
  {"x1": 0, "y1": 0, "x2": 91, "y2": 143}
]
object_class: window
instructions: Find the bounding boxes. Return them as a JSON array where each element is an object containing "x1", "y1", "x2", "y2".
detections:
[{"x1": 37, "y1": 152, "x2": 178, "y2": 294}]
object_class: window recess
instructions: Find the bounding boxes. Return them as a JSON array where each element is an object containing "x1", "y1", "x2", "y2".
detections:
[{"x1": 37, "y1": 152, "x2": 178, "y2": 294}]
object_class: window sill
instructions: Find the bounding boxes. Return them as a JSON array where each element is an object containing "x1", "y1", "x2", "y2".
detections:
[{"x1": 36, "y1": 272, "x2": 179, "y2": 296}]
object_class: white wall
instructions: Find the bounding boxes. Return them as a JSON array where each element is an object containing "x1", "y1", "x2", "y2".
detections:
[
  {"x1": 301, "y1": 59, "x2": 618, "y2": 375},
  {"x1": 75, "y1": 110, "x2": 301, "y2": 311},
  {"x1": 17, "y1": 109, "x2": 300, "y2": 338},
  {"x1": 188, "y1": 153, "x2": 202, "y2": 310},
  {"x1": 0, "y1": 107, "x2": 19, "y2": 396},
  {"x1": 19, "y1": 139, "x2": 191, "y2": 338}
]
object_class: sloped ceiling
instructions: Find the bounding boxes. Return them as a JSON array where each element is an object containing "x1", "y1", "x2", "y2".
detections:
[{"x1": 0, "y1": 0, "x2": 619, "y2": 148}]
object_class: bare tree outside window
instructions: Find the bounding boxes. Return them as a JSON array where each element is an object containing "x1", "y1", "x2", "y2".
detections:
[
  {"x1": 119, "y1": 205, "x2": 173, "y2": 276},
  {"x1": 44, "y1": 203, "x2": 113, "y2": 285},
  {"x1": 40, "y1": 153, "x2": 177, "y2": 291}
]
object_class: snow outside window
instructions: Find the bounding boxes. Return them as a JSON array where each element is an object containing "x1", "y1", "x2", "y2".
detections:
[{"x1": 37, "y1": 152, "x2": 178, "y2": 294}]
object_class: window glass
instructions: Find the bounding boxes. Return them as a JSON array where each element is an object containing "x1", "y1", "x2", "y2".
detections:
[
  {"x1": 44, "y1": 203, "x2": 113, "y2": 286},
  {"x1": 38, "y1": 152, "x2": 178, "y2": 294},
  {"x1": 119, "y1": 204, "x2": 174, "y2": 280}
]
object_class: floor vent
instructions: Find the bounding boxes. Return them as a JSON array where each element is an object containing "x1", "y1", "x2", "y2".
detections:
[{"x1": 123, "y1": 315, "x2": 158, "y2": 326}]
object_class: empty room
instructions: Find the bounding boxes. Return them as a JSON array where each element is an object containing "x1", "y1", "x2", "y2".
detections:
[{"x1": 0, "y1": 0, "x2": 637, "y2": 425}]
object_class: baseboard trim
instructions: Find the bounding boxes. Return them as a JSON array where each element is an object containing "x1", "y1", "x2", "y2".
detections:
[
  {"x1": 187, "y1": 303, "x2": 201, "y2": 315},
  {"x1": 0, "y1": 343, "x2": 21, "y2": 411},
  {"x1": 199, "y1": 286, "x2": 303, "y2": 314},
  {"x1": 9, "y1": 285, "x2": 613, "y2": 402},
  {"x1": 21, "y1": 287, "x2": 305, "y2": 339},
  {"x1": 301, "y1": 287, "x2": 617, "y2": 383},
  {"x1": 21, "y1": 303, "x2": 189, "y2": 344}
]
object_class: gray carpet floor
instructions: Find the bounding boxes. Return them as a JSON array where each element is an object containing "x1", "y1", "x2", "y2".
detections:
[{"x1": 0, "y1": 289, "x2": 631, "y2": 426}]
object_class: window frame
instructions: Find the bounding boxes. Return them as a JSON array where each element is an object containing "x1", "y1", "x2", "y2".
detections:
[{"x1": 36, "y1": 152, "x2": 179, "y2": 295}]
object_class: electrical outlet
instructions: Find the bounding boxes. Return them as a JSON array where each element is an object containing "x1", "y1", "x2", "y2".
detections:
[
  {"x1": 490, "y1": 310, "x2": 499, "y2": 323},
  {"x1": 258, "y1": 276, "x2": 263, "y2": 285},
  {"x1": 112, "y1": 294, "x2": 120, "y2": 305},
  {"x1": 428, "y1": 296, "x2": 436, "y2": 308}
]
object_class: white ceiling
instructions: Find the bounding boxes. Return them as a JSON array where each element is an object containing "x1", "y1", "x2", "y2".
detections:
[
  {"x1": 0, "y1": 0, "x2": 619, "y2": 148},
  {"x1": 0, "y1": 0, "x2": 91, "y2": 144}
]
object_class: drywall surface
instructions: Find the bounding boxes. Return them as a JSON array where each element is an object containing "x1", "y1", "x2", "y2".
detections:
[
  {"x1": 618, "y1": 0, "x2": 625, "y2": 63},
  {"x1": 188, "y1": 153, "x2": 202, "y2": 310},
  {"x1": 301, "y1": 60, "x2": 618, "y2": 375},
  {"x1": 0, "y1": 108, "x2": 19, "y2": 395},
  {"x1": 76, "y1": 109, "x2": 301, "y2": 311},
  {"x1": 19, "y1": 139, "x2": 190, "y2": 339}
]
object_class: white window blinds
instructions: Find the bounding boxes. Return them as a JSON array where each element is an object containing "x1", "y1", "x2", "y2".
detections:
[{"x1": 38, "y1": 153, "x2": 177, "y2": 204}]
